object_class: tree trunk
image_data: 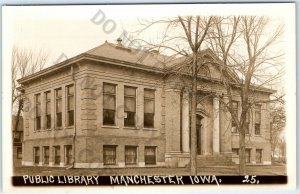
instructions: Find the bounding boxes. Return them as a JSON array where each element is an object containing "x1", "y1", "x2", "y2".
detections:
[
  {"x1": 239, "y1": 126, "x2": 246, "y2": 175},
  {"x1": 14, "y1": 97, "x2": 23, "y2": 132},
  {"x1": 190, "y1": 53, "x2": 198, "y2": 175}
]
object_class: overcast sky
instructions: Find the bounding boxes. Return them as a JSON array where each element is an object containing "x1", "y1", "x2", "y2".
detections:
[{"x1": 3, "y1": 4, "x2": 295, "y2": 91}]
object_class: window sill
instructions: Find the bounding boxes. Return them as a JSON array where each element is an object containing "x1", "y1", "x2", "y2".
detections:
[
  {"x1": 123, "y1": 126, "x2": 138, "y2": 130},
  {"x1": 101, "y1": 125, "x2": 120, "y2": 129},
  {"x1": 143, "y1": 128, "x2": 157, "y2": 131},
  {"x1": 65, "y1": 126, "x2": 74, "y2": 130}
]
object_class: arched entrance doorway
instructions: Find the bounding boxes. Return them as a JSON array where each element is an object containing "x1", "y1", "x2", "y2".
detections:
[{"x1": 196, "y1": 114, "x2": 204, "y2": 155}]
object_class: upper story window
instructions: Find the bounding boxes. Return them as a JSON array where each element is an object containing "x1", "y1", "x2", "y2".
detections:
[
  {"x1": 45, "y1": 91, "x2": 51, "y2": 129},
  {"x1": 255, "y1": 104, "x2": 262, "y2": 135},
  {"x1": 53, "y1": 146, "x2": 61, "y2": 165},
  {"x1": 65, "y1": 145, "x2": 73, "y2": 165},
  {"x1": 231, "y1": 101, "x2": 238, "y2": 133},
  {"x1": 35, "y1": 94, "x2": 41, "y2": 130},
  {"x1": 124, "y1": 86, "x2": 136, "y2": 127},
  {"x1": 103, "y1": 83, "x2": 116, "y2": 126},
  {"x1": 43, "y1": 146, "x2": 49, "y2": 165},
  {"x1": 144, "y1": 89, "x2": 155, "y2": 128},
  {"x1": 67, "y1": 85, "x2": 74, "y2": 126},
  {"x1": 55, "y1": 88, "x2": 62, "y2": 127}
]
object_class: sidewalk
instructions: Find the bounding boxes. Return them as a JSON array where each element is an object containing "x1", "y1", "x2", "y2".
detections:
[{"x1": 14, "y1": 165, "x2": 286, "y2": 176}]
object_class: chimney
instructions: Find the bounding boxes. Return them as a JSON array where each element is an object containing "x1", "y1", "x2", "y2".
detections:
[{"x1": 117, "y1": 38, "x2": 122, "y2": 46}]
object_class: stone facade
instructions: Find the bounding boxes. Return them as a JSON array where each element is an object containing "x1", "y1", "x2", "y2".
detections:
[{"x1": 18, "y1": 41, "x2": 273, "y2": 168}]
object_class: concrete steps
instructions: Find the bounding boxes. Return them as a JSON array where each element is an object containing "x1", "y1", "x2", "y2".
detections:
[{"x1": 197, "y1": 154, "x2": 235, "y2": 167}]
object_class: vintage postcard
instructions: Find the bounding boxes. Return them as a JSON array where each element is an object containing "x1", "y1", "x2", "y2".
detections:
[{"x1": 2, "y1": 3, "x2": 296, "y2": 192}]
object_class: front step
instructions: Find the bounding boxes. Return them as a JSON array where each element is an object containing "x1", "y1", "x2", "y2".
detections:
[{"x1": 197, "y1": 154, "x2": 235, "y2": 167}]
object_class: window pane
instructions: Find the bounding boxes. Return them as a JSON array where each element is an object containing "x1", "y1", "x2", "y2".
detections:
[
  {"x1": 46, "y1": 101, "x2": 51, "y2": 114},
  {"x1": 144, "y1": 99, "x2": 154, "y2": 113},
  {"x1": 103, "y1": 145, "x2": 116, "y2": 165},
  {"x1": 103, "y1": 83, "x2": 116, "y2": 94},
  {"x1": 124, "y1": 112, "x2": 135, "y2": 127},
  {"x1": 17, "y1": 147, "x2": 22, "y2": 159},
  {"x1": 103, "y1": 95, "x2": 116, "y2": 110},
  {"x1": 144, "y1": 113, "x2": 154, "y2": 128},
  {"x1": 125, "y1": 97, "x2": 136, "y2": 112},
  {"x1": 103, "y1": 109, "x2": 115, "y2": 125},
  {"x1": 145, "y1": 146, "x2": 156, "y2": 165},
  {"x1": 125, "y1": 146, "x2": 137, "y2": 165},
  {"x1": 34, "y1": 147, "x2": 40, "y2": 164},
  {"x1": 54, "y1": 146, "x2": 60, "y2": 165},
  {"x1": 255, "y1": 105, "x2": 261, "y2": 124},
  {"x1": 65, "y1": 145, "x2": 72, "y2": 165},
  {"x1": 124, "y1": 86, "x2": 136, "y2": 96},
  {"x1": 68, "y1": 96, "x2": 74, "y2": 110},
  {"x1": 43, "y1": 147, "x2": 49, "y2": 164},
  {"x1": 56, "y1": 99, "x2": 62, "y2": 113},
  {"x1": 67, "y1": 85, "x2": 74, "y2": 95},
  {"x1": 245, "y1": 149, "x2": 251, "y2": 163},
  {"x1": 56, "y1": 89, "x2": 62, "y2": 98},
  {"x1": 46, "y1": 115, "x2": 51, "y2": 128},
  {"x1": 68, "y1": 110, "x2": 74, "y2": 126},
  {"x1": 144, "y1": 89, "x2": 155, "y2": 99},
  {"x1": 56, "y1": 113, "x2": 62, "y2": 127}
]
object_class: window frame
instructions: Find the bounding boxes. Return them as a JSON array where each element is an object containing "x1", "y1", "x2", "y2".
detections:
[
  {"x1": 33, "y1": 147, "x2": 40, "y2": 165},
  {"x1": 53, "y1": 146, "x2": 61, "y2": 165},
  {"x1": 124, "y1": 86, "x2": 137, "y2": 127},
  {"x1": 43, "y1": 146, "x2": 50, "y2": 165},
  {"x1": 255, "y1": 104, "x2": 262, "y2": 135},
  {"x1": 45, "y1": 91, "x2": 51, "y2": 129},
  {"x1": 103, "y1": 83, "x2": 117, "y2": 126},
  {"x1": 125, "y1": 146, "x2": 138, "y2": 165},
  {"x1": 55, "y1": 88, "x2": 62, "y2": 128},
  {"x1": 103, "y1": 145, "x2": 117, "y2": 165},
  {"x1": 64, "y1": 145, "x2": 73, "y2": 165},
  {"x1": 35, "y1": 93, "x2": 41, "y2": 131},
  {"x1": 143, "y1": 89, "x2": 155, "y2": 129},
  {"x1": 144, "y1": 146, "x2": 156, "y2": 165},
  {"x1": 66, "y1": 85, "x2": 75, "y2": 127}
]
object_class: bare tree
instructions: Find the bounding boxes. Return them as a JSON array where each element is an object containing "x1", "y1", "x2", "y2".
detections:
[
  {"x1": 125, "y1": 16, "x2": 214, "y2": 175},
  {"x1": 270, "y1": 99, "x2": 286, "y2": 161},
  {"x1": 207, "y1": 16, "x2": 284, "y2": 174},
  {"x1": 11, "y1": 46, "x2": 48, "y2": 132}
]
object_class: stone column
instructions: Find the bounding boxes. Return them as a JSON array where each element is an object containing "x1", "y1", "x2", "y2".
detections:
[
  {"x1": 181, "y1": 90, "x2": 190, "y2": 153},
  {"x1": 213, "y1": 97, "x2": 220, "y2": 153},
  {"x1": 220, "y1": 97, "x2": 232, "y2": 153},
  {"x1": 165, "y1": 88, "x2": 181, "y2": 152}
]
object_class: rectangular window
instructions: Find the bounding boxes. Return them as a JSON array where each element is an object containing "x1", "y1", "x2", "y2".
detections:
[
  {"x1": 53, "y1": 146, "x2": 60, "y2": 165},
  {"x1": 17, "y1": 147, "x2": 22, "y2": 159},
  {"x1": 35, "y1": 94, "x2": 41, "y2": 130},
  {"x1": 145, "y1": 146, "x2": 156, "y2": 165},
  {"x1": 231, "y1": 101, "x2": 238, "y2": 133},
  {"x1": 245, "y1": 149, "x2": 251, "y2": 163},
  {"x1": 45, "y1": 91, "x2": 51, "y2": 129},
  {"x1": 124, "y1": 86, "x2": 136, "y2": 127},
  {"x1": 255, "y1": 105, "x2": 261, "y2": 135},
  {"x1": 144, "y1": 89, "x2": 155, "y2": 128},
  {"x1": 67, "y1": 85, "x2": 74, "y2": 126},
  {"x1": 103, "y1": 145, "x2": 117, "y2": 165},
  {"x1": 43, "y1": 146, "x2": 49, "y2": 165},
  {"x1": 103, "y1": 83, "x2": 116, "y2": 125},
  {"x1": 125, "y1": 146, "x2": 137, "y2": 165},
  {"x1": 33, "y1": 147, "x2": 40, "y2": 164},
  {"x1": 232, "y1": 148, "x2": 239, "y2": 156},
  {"x1": 256, "y1": 149, "x2": 262, "y2": 163},
  {"x1": 65, "y1": 145, "x2": 72, "y2": 165},
  {"x1": 55, "y1": 88, "x2": 62, "y2": 127}
]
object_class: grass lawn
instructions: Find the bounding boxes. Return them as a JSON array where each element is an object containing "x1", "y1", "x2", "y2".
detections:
[{"x1": 14, "y1": 164, "x2": 286, "y2": 176}]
